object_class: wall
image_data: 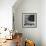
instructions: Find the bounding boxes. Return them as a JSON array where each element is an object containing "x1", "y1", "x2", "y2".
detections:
[
  {"x1": 0, "y1": 0, "x2": 16, "y2": 30},
  {"x1": 41, "y1": 0, "x2": 46, "y2": 46},
  {"x1": 13, "y1": 0, "x2": 42, "y2": 46}
]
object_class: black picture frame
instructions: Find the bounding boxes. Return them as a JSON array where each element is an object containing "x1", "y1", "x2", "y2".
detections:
[{"x1": 22, "y1": 13, "x2": 37, "y2": 28}]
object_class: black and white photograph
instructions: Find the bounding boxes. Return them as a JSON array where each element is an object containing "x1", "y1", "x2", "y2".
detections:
[{"x1": 22, "y1": 13, "x2": 37, "y2": 28}]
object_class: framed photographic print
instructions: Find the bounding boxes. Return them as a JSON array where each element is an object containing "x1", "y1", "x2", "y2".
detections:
[{"x1": 22, "y1": 13, "x2": 37, "y2": 28}]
